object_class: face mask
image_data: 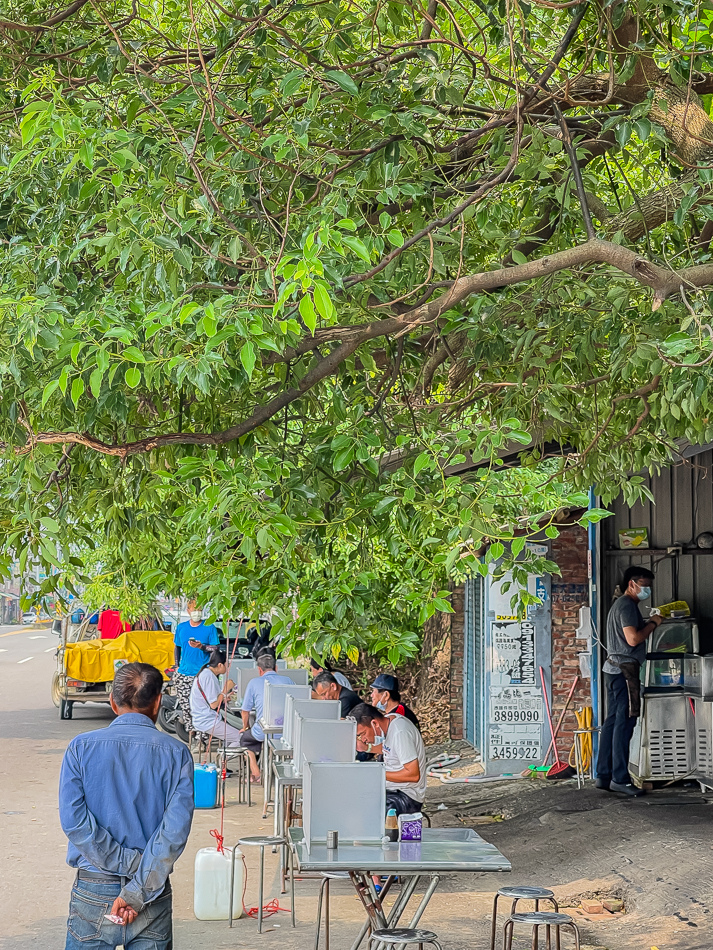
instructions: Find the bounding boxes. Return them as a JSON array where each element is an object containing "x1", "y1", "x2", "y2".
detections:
[
  {"x1": 376, "y1": 700, "x2": 388, "y2": 712},
  {"x1": 637, "y1": 586, "x2": 651, "y2": 602},
  {"x1": 371, "y1": 727, "x2": 385, "y2": 747},
  {"x1": 189, "y1": 611, "x2": 202, "y2": 622}
]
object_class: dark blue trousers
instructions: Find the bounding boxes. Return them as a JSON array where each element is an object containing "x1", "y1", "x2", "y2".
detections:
[{"x1": 596, "y1": 672, "x2": 638, "y2": 785}]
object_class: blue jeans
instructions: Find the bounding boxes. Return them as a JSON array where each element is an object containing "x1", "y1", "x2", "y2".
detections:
[
  {"x1": 65, "y1": 878, "x2": 172, "y2": 950},
  {"x1": 596, "y1": 672, "x2": 638, "y2": 785}
]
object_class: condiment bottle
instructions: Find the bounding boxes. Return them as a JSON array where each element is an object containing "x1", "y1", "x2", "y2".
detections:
[{"x1": 385, "y1": 808, "x2": 399, "y2": 842}]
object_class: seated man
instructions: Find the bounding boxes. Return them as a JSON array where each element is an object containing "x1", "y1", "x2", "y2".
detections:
[
  {"x1": 370, "y1": 673, "x2": 420, "y2": 731},
  {"x1": 189, "y1": 650, "x2": 242, "y2": 745},
  {"x1": 349, "y1": 703, "x2": 426, "y2": 815},
  {"x1": 310, "y1": 657, "x2": 352, "y2": 689},
  {"x1": 240, "y1": 652, "x2": 293, "y2": 782},
  {"x1": 312, "y1": 671, "x2": 361, "y2": 717}
]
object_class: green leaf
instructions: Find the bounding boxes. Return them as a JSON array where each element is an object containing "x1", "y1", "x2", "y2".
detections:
[
  {"x1": 414, "y1": 452, "x2": 430, "y2": 476},
  {"x1": 325, "y1": 70, "x2": 359, "y2": 97},
  {"x1": 511, "y1": 536, "x2": 525, "y2": 557},
  {"x1": 240, "y1": 340, "x2": 256, "y2": 378},
  {"x1": 342, "y1": 235, "x2": 371, "y2": 263},
  {"x1": 313, "y1": 284, "x2": 334, "y2": 322},
  {"x1": 89, "y1": 367, "x2": 104, "y2": 398},
  {"x1": 40, "y1": 516, "x2": 60, "y2": 533},
  {"x1": 41, "y1": 379, "x2": 59, "y2": 408},
  {"x1": 299, "y1": 294, "x2": 317, "y2": 334},
  {"x1": 78, "y1": 141, "x2": 94, "y2": 170},
  {"x1": 121, "y1": 346, "x2": 146, "y2": 363},
  {"x1": 71, "y1": 376, "x2": 85, "y2": 408},
  {"x1": 125, "y1": 367, "x2": 141, "y2": 388},
  {"x1": 386, "y1": 229, "x2": 405, "y2": 248}
]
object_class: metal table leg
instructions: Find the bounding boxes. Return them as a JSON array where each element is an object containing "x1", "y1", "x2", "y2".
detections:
[
  {"x1": 258, "y1": 843, "x2": 265, "y2": 933},
  {"x1": 406, "y1": 874, "x2": 441, "y2": 928}
]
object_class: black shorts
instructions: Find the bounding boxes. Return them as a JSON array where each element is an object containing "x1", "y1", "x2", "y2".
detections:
[
  {"x1": 239, "y1": 725, "x2": 263, "y2": 754},
  {"x1": 385, "y1": 789, "x2": 422, "y2": 816}
]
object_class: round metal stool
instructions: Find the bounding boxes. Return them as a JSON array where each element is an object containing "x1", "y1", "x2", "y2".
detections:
[
  {"x1": 369, "y1": 927, "x2": 443, "y2": 950},
  {"x1": 503, "y1": 911, "x2": 580, "y2": 950},
  {"x1": 229, "y1": 835, "x2": 295, "y2": 933},
  {"x1": 490, "y1": 886, "x2": 558, "y2": 950},
  {"x1": 314, "y1": 871, "x2": 350, "y2": 950}
]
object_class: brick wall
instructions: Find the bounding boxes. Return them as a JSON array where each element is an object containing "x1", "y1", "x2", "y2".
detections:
[
  {"x1": 449, "y1": 584, "x2": 465, "y2": 740},
  {"x1": 550, "y1": 525, "x2": 591, "y2": 757}
]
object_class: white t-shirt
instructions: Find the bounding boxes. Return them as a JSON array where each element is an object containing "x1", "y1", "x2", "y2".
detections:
[
  {"x1": 382, "y1": 714, "x2": 427, "y2": 803},
  {"x1": 190, "y1": 667, "x2": 222, "y2": 733}
]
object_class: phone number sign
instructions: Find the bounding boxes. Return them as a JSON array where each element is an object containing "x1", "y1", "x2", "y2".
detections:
[
  {"x1": 488, "y1": 724, "x2": 542, "y2": 761},
  {"x1": 489, "y1": 686, "x2": 543, "y2": 724}
]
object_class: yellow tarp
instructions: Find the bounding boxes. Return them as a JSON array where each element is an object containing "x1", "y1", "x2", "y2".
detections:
[{"x1": 65, "y1": 630, "x2": 174, "y2": 683}]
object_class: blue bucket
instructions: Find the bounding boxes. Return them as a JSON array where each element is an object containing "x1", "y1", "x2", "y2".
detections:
[{"x1": 194, "y1": 764, "x2": 219, "y2": 809}]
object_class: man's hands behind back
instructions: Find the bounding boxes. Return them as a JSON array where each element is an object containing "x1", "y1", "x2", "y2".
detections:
[{"x1": 111, "y1": 896, "x2": 138, "y2": 925}]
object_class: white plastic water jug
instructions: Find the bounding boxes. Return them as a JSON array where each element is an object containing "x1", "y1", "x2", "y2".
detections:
[{"x1": 194, "y1": 846, "x2": 243, "y2": 920}]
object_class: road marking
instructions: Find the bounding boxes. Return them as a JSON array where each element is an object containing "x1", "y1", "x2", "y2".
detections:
[
  {"x1": 0, "y1": 648, "x2": 7, "y2": 653},
  {"x1": 45, "y1": 646, "x2": 57, "y2": 653},
  {"x1": 18, "y1": 656, "x2": 34, "y2": 664},
  {"x1": 0, "y1": 629, "x2": 30, "y2": 638},
  {"x1": 29, "y1": 635, "x2": 47, "y2": 640}
]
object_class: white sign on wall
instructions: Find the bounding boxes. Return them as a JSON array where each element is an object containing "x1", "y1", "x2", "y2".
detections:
[
  {"x1": 490, "y1": 619, "x2": 537, "y2": 686},
  {"x1": 488, "y1": 723, "x2": 542, "y2": 761},
  {"x1": 489, "y1": 686, "x2": 543, "y2": 724}
]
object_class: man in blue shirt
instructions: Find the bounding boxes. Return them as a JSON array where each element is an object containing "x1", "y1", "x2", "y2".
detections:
[
  {"x1": 59, "y1": 662, "x2": 194, "y2": 949},
  {"x1": 240, "y1": 652, "x2": 293, "y2": 780},
  {"x1": 173, "y1": 601, "x2": 219, "y2": 731}
]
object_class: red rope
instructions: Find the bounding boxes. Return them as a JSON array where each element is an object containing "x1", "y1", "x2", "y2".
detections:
[
  {"x1": 240, "y1": 854, "x2": 290, "y2": 919},
  {"x1": 210, "y1": 828, "x2": 225, "y2": 854}
]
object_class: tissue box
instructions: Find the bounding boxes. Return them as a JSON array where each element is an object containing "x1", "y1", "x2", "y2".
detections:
[{"x1": 398, "y1": 812, "x2": 422, "y2": 841}]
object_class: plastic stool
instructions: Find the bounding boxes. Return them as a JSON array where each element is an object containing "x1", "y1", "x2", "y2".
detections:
[
  {"x1": 369, "y1": 927, "x2": 442, "y2": 950},
  {"x1": 503, "y1": 911, "x2": 580, "y2": 950},
  {"x1": 491, "y1": 886, "x2": 558, "y2": 950},
  {"x1": 314, "y1": 871, "x2": 350, "y2": 950},
  {"x1": 230, "y1": 835, "x2": 295, "y2": 933}
]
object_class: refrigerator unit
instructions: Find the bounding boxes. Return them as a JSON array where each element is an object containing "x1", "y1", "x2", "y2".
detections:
[{"x1": 629, "y1": 618, "x2": 699, "y2": 785}]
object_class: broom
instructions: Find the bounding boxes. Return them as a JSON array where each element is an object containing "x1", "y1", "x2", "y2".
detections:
[{"x1": 540, "y1": 666, "x2": 576, "y2": 780}]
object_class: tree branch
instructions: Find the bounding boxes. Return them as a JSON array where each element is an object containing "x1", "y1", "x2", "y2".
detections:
[
  {"x1": 7, "y1": 237, "x2": 713, "y2": 459},
  {"x1": 0, "y1": 0, "x2": 90, "y2": 32}
]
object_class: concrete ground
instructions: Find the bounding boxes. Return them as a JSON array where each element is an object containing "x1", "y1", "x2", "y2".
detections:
[{"x1": 0, "y1": 623, "x2": 709, "y2": 949}]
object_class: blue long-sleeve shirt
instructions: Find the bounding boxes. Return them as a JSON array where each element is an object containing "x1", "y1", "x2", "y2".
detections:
[{"x1": 59, "y1": 712, "x2": 194, "y2": 912}]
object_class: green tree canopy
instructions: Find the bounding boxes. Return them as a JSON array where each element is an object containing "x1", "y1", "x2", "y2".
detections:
[{"x1": 0, "y1": 0, "x2": 709, "y2": 659}]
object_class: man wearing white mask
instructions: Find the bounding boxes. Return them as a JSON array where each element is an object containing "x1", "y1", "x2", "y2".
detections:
[
  {"x1": 173, "y1": 600, "x2": 219, "y2": 732},
  {"x1": 349, "y1": 703, "x2": 426, "y2": 816},
  {"x1": 596, "y1": 566, "x2": 661, "y2": 798}
]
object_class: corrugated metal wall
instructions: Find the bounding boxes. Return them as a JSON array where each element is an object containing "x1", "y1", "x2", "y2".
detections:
[
  {"x1": 463, "y1": 576, "x2": 484, "y2": 752},
  {"x1": 603, "y1": 448, "x2": 713, "y2": 624}
]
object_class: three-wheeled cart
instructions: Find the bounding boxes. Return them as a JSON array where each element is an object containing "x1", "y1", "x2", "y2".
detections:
[{"x1": 51, "y1": 617, "x2": 173, "y2": 720}]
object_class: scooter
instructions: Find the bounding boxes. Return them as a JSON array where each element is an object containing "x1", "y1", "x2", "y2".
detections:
[{"x1": 157, "y1": 669, "x2": 190, "y2": 743}]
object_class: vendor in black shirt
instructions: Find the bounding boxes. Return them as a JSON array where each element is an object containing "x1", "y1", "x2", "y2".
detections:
[
  {"x1": 370, "y1": 674, "x2": 421, "y2": 732},
  {"x1": 596, "y1": 566, "x2": 661, "y2": 798},
  {"x1": 312, "y1": 671, "x2": 361, "y2": 717}
]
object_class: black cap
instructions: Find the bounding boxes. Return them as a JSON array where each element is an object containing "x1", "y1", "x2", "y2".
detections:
[{"x1": 371, "y1": 673, "x2": 398, "y2": 692}]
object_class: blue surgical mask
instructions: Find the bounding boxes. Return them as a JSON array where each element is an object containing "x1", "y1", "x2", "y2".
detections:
[
  {"x1": 371, "y1": 727, "x2": 385, "y2": 746},
  {"x1": 637, "y1": 586, "x2": 651, "y2": 601},
  {"x1": 376, "y1": 700, "x2": 387, "y2": 712}
]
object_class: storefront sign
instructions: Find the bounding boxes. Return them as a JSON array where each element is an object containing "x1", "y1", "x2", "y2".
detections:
[{"x1": 490, "y1": 686, "x2": 543, "y2": 724}]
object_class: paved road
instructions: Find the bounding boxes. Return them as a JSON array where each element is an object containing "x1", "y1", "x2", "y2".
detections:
[
  {"x1": 0, "y1": 625, "x2": 350, "y2": 950},
  {"x1": 0, "y1": 624, "x2": 117, "y2": 948}
]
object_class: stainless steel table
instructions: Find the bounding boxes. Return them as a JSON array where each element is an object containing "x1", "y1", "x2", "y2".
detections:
[{"x1": 289, "y1": 827, "x2": 511, "y2": 950}]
